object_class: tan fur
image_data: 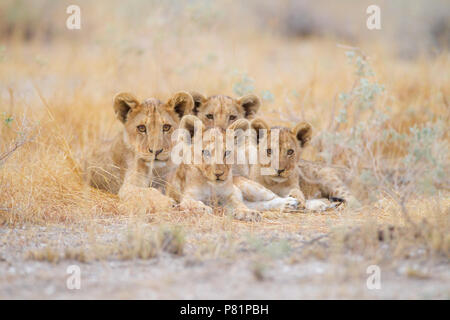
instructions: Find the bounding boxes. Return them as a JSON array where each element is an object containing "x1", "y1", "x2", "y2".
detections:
[
  {"x1": 191, "y1": 92, "x2": 260, "y2": 176},
  {"x1": 249, "y1": 119, "x2": 358, "y2": 207},
  {"x1": 190, "y1": 92, "x2": 260, "y2": 129},
  {"x1": 297, "y1": 159, "x2": 354, "y2": 203},
  {"x1": 190, "y1": 93, "x2": 299, "y2": 211},
  {"x1": 167, "y1": 115, "x2": 261, "y2": 221},
  {"x1": 85, "y1": 91, "x2": 194, "y2": 209}
]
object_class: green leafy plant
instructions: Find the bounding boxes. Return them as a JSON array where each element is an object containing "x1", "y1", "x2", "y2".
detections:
[{"x1": 316, "y1": 48, "x2": 448, "y2": 218}]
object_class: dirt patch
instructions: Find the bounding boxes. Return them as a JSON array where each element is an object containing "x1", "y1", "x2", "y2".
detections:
[{"x1": 1, "y1": 212, "x2": 448, "y2": 299}]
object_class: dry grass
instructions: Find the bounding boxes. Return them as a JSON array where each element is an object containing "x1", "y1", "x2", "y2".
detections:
[{"x1": 0, "y1": 1, "x2": 448, "y2": 298}]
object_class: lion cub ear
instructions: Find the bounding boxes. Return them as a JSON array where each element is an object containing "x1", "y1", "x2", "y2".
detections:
[
  {"x1": 228, "y1": 119, "x2": 250, "y2": 146},
  {"x1": 179, "y1": 115, "x2": 204, "y2": 142},
  {"x1": 190, "y1": 91, "x2": 207, "y2": 115},
  {"x1": 228, "y1": 118, "x2": 250, "y2": 131},
  {"x1": 113, "y1": 92, "x2": 140, "y2": 123},
  {"x1": 250, "y1": 118, "x2": 270, "y2": 144},
  {"x1": 167, "y1": 91, "x2": 195, "y2": 120},
  {"x1": 292, "y1": 122, "x2": 312, "y2": 148},
  {"x1": 238, "y1": 94, "x2": 261, "y2": 119}
]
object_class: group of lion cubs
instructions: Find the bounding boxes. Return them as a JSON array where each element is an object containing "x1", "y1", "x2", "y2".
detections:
[{"x1": 85, "y1": 91, "x2": 357, "y2": 221}]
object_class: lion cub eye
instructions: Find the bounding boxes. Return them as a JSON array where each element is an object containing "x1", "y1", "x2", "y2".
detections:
[
  {"x1": 206, "y1": 114, "x2": 214, "y2": 120},
  {"x1": 163, "y1": 124, "x2": 171, "y2": 132},
  {"x1": 202, "y1": 150, "x2": 211, "y2": 158},
  {"x1": 266, "y1": 148, "x2": 272, "y2": 156},
  {"x1": 137, "y1": 125, "x2": 146, "y2": 133},
  {"x1": 229, "y1": 115, "x2": 237, "y2": 121},
  {"x1": 287, "y1": 149, "x2": 294, "y2": 156}
]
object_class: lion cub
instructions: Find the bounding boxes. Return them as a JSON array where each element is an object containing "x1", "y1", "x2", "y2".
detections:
[
  {"x1": 167, "y1": 115, "x2": 261, "y2": 222},
  {"x1": 248, "y1": 119, "x2": 358, "y2": 210},
  {"x1": 85, "y1": 91, "x2": 194, "y2": 209},
  {"x1": 189, "y1": 92, "x2": 300, "y2": 211},
  {"x1": 190, "y1": 92, "x2": 260, "y2": 129}
]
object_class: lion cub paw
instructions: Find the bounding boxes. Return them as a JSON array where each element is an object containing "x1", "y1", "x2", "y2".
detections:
[
  {"x1": 282, "y1": 197, "x2": 300, "y2": 210},
  {"x1": 147, "y1": 189, "x2": 176, "y2": 209},
  {"x1": 180, "y1": 199, "x2": 213, "y2": 215},
  {"x1": 287, "y1": 190, "x2": 306, "y2": 209},
  {"x1": 232, "y1": 209, "x2": 262, "y2": 222},
  {"x1": 305, "y1": 199, "x2": 330, "y2": 212},
  {"x1": 119, "y1": 186, "x2": 174, "y2": 212}
]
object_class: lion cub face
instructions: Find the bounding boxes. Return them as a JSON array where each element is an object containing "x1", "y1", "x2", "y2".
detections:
[
  {"x1": 250, "y1": 119, "x2": 312, "y2": 183},
  {"x1": 114, "y1": 92, "x2": 194, "y2": 164},
  {"x1": 179, "y1": 115, "x2": 250, "y2": 183},
  {"x1": 190, "y1": 92, "x2": 260, "y2": 129}
]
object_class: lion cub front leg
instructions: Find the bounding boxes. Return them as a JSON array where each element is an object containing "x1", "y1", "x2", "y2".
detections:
[
  {"x1": 119, "y1": 158, "x2": 174, "y2": 211},
  {"x1": 234, "y1": 176, "x2": 298, "y2": 211},
  {"x1": 225, "y1": 186, "x2": 261, "y2": 222},
  {"x1": 288, "y1": 188, "x2": 329, "y2": 212},
  {"x1": 287, "y1": 188, "x2": 306, "y2": 209},
  {"x1": 179, "y1": 197, "x2": 213, "y2": 215}
]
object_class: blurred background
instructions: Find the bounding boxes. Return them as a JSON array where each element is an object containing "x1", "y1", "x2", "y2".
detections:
[
  {"x1": 0, "y1": 0, "x2": 448, "y2": 114},
  {"x1": 1, "y1": 0, "x2": 449, "y2": 55}
]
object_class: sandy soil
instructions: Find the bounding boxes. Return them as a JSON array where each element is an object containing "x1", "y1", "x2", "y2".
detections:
[{"x1": 1, "y1": 217, "x2": 448, "y2": 300}]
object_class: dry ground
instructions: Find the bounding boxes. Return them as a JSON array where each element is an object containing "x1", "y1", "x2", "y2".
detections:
[
  {"x1": 0, "y1": 0, "x2": 449, "y2": 299},
  {"x1": 0, "y1": 203, "x2": 449, "y2": 299}
]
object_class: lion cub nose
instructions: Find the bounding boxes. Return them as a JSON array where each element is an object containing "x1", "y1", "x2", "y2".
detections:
[
  {"x1": 215, "y1": 172, "x2": 224, "y2": 178},
  {"x1": 277, "y1": 169, "x2": 285, "y2": 175},
  {"x1": 149, "y1": 149, "x2": 163, "y2": 156}
]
